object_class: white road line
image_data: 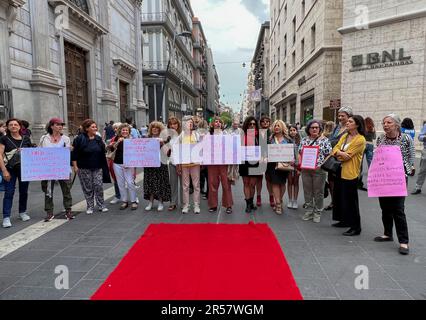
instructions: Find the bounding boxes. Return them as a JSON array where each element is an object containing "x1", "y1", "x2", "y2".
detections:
[{"x1": 0, "y1": 173, "x2": 144, "y2": 260}]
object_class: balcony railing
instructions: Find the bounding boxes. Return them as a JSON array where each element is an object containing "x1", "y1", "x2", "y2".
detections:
[{"x1": 143, "y1": 60, "x2": 194, "y2": 92}]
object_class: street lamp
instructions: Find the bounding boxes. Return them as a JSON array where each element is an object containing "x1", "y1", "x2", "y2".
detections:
[{"x1": 159, "y1": 31, "x2": 192, "y2": 121}]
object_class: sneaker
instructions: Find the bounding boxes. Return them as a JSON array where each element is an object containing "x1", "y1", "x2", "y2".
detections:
[
  {"x1": 287, "y1": 201, "x2": 293, "y2": 209},
  {"x1": 292, "y1": 201, "x2": 299, "y2": 210},
  {"x1": 313, "y1": 213, "x2": 321, "y2": 223},
  {"x1": 302, "y1": 211, "x2": 314, "y2": 221},
  {"x1": 110, "y1": 198, "x2": 120, "y2": 204},
  {"x1": 202, "y1": 194, "x2": 208, "y2": 200},
  {"x1": 19, "y1": 212, "x2": 31, "y2": 222},
  {"x1": 44, "y1": 212, "x2": 55, "y2": 222},
  {"x1": 65, "y1": 210, "x2": 75, "y2": 220},
  {"x1": 2, "y1": 217, "x2": 12, "y2": 228},
  {"x1": 157, "y1": 203, "x2": 164, "y2": 212},
  {"x1": 182, "y1": 205, "x2": 189, "y2": 214},
  {"x1": 86, "y1": 208, "x2": 94, "y2": 215},
  {"x1": 100, "y1": 207, "x2": 109, "y2": 213},
  {"x1": 135, "y1": 197, "x2": 140, "y2": 204},
  {"x1": 194, "y1": 204, "x2": 201, "y2": 215},
  {"x1": 145, "y1": 202, "x2": 153, "y2": 211}
]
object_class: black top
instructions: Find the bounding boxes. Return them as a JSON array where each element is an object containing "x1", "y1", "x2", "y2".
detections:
[
  {"x1": 104, "y1": 125, "x2": 115, "y2": 140},
  {"x1": 72, "y1": 134, "x2": 107, "y2": 170},
  {"x1": 113, "y1": 141, "x2": 124, "y2": 165},
  {"x1": 365, "y1": 131, "x2": 376, "y2": 142},
  {"x1": 0, "y1": 135, "x2": 33, "y2": 153}
]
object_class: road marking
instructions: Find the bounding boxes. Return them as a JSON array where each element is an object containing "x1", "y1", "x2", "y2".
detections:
[{"x1": 0, "y1": 173, "x2": 144, "y2": 260}]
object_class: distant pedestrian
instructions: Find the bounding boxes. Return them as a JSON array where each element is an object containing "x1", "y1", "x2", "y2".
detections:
[
  {"x1": 72, "y1": 119, "x2": 111, "y2": 215},
  {"x1": 103, "y1": 120, "x2": 115, "y2": 144},
  {"x1": 126, "y1": 117, "x2": 141, "y2": 139},
  {"x1": 375, "y1": 114, "x2": 415, "y2": 255},
  {"x1": 0, "y1": 121, "x2": 6, "y2": 137},
  {"x1": 40, "y1": 118, "x2": 74, "y2": 222},
  {"x1": 401, "y1": 118, "x2": 415, "y2": 140},
  {"x1": 19, "y1": 120, "x2": 32, "y2": 138},
  {"x1": 0, "y1": 118, "x2": 34, "y2": 228},
  {"x1": 106, "y1": 122, "x2": 122, "y2": 205},
  {"x1": 412, "y1": 121, "x2": 426, "y2": 195}
]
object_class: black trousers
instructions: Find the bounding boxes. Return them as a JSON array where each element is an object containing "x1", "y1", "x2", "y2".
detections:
[
  {"x1": 333, "y1": 177, "x2": 361, "y2": 230},
  {"x1": 200, "y1": 166, "x2": 209, "y2": 195},
  {"x1": 379, "y1": 197, "x2": 409, "y2": 244}
]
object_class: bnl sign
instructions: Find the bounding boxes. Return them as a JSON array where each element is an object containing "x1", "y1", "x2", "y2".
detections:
[{"x1": 351, "y1": 48, "x2": 413, "y2": 72}]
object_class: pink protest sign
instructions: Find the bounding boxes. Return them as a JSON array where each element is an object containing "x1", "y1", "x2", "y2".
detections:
[{"x1": 368, "y1": 145, "x2": 407, "y2": 198}]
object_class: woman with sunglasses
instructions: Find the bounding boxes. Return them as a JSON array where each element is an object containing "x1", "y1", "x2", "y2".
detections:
[
  {"x1": 256, "y1": 116, "x2": 274, "y2": 208},
  {"x1": 239, "y1": 117, "x2": 262, "y2": 213}
]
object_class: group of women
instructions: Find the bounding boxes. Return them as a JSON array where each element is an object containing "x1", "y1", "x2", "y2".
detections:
[{"x1": 0, "y1": 108, "x2": 416, "y2": 255}]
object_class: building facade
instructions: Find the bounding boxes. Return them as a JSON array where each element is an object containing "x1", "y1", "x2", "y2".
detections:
[
  {"x1": 192, "y1": 17, "x2": 208, "y2": 118},
  {"x1": 206, "y1": 47, "x2": 219, "y2": 119},
  {"x1": 252, "y1": 21, "x2": 270, "y2": 119},
  {"x1": 269, "y1": 0, "x2": 343, "y2": 126},
  {"x1": 142, "y1": 0, "x2": 197, "y2": 122},
  {"x1": 0, "y1": 0, "x2": 147, "y2": 138},
  {"x1": 339, "y1": 0, "x2": 426, "y2": 146}
]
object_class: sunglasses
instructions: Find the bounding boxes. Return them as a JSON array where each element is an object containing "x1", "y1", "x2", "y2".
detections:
[
  {"x1": 249, "y1": 122, "x2": 256, "y2": 125},
  {"x1": 310, "y1": 127, "x2": 320, "y2": 130}
]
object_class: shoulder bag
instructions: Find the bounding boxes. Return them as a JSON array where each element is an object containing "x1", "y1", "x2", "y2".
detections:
[
  {"x1": 321, "y1": 135, "x2": 349, "y2": 175},
  {"x1": 275, "y1": 137, "x2": 295, "y2": 172},
  {"x1": 3, "y1": 137, "x2": 24, "y2": 169}
]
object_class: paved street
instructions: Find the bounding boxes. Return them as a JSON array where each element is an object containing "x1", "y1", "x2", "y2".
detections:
[{"x1": 0, "y1": 161, "x2": 425, "y2": 300}]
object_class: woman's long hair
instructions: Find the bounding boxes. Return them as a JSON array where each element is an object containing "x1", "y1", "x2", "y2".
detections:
[
  {"x1": 351, "y1": 115, "x2": 366, "y2": 137},
  {"x1": 364, "y1": 117, "x2": 375, "y2": 133},
  {"x1": 242, "y1": 116, "x2": 259, "y2": 133},
  {"x1": 271, "y1": 120, "x2": 291, "y2": 141},
  {"x1": 289, "y1": 125, "x2": 301, "y2": 145}
]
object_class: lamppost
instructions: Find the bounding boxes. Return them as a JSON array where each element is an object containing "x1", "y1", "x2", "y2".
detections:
[{"x1": 159, "y1": 31, "x2": 192, "y2": 121}]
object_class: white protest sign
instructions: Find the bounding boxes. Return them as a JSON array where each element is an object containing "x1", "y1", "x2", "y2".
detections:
[
  {"x1": 202, "y1": 135, "x2": 242, "y2": 165},
  {"x1": 267, "y1": 144, "x2": 295, "y2": 162}
]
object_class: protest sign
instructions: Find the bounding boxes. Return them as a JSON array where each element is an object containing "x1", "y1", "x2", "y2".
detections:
[
  {"x1": 300, "y1": 146, "x2": 320, "y2": 170},
  {"x1": 124, "y1": 138, "x2": 161, "y2": 168},
  {"x1": 368, "y1": 145, "x2": 407, "y2": 197},
  {"x1": 267, "y1": 144, "x2": 295, "y2": 162},
  {"x1": 171, "y1": 143, "x2": 203, "y2": 165},
  {"x1": 241, "y1": 146, "x2": 261, "y2": 162},
  {"x1": 21, "y1": 148, "x2": 71, "y2": 182},
  {"x1": 202, "y1": 135, "x2": 242, "y2": 165}
]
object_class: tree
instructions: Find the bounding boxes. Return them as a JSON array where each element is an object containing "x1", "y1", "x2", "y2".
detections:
[{"x1": 220, "y1": 112, "x2": 233, "y2": 128}]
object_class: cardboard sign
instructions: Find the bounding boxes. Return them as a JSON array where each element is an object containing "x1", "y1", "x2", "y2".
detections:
[
  {"x1": 21, "y1": 148, "x2": 71, "y2": 182},
  {"x1": 202, "y1": 135, "x2": 242, "y2": 165},
  {"x1": 124, "y1": 138, "x2": 161, "y2": 168},
  {"x1": 267, "y1": 144, "x2": 295, "y2": 162},
  {"x1": 368, "y1": 145, "x2": 407, "y2": 197},
  {"x1": 300, "y1": 146, "x2": 320, "y2": 170}
]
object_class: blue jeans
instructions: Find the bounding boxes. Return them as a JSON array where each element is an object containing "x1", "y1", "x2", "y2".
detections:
[
  {"x1": 365, "y1": 143, "x2": 374, "y2": 168},
  {"x1": 2, "y1": 169, "x2": 30, "y2": 219}
]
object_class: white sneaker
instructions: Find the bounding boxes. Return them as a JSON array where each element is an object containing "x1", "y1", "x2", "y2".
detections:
[
  {"x1": 194, "y1": 204, "x2": 201, "y2": 214},
  {"x1": 100, "y1": 207, "x2": 109, "y2": 213},
  {"x1": 19, "y1": 212, "x2": 31, "y2": 222},
  {"x1": 135, "y1": 197, "x2": 140, "y2": 204},
  {"x1": 145, "y1": 202, "x2": 153, "y2": 211},
  {"x1": 110, "y1": 198, "x2": 120, "y2": 204},
  {"x1": 287, "y1": 201, "x2": 294, "y2": 209},
  {"x1": 158, "y1": 202, "x2": 164, "y2": 212},
  {"x1": 86, "y1": 208, "x2": 94, "y2": 215},
  {"x1": 2, "y1": 217, "x2": 12, "y2": 228},
  {"x1": 292, "y1": 201, "x2": 299, "y2": 209},
  {"x1": 182, "y1": 205, "x2": 189, "y2": 214}
]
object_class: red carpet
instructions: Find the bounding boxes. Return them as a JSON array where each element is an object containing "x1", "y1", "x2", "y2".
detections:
[{"x1": 91, "y1": 223, "x2": 303, "y2": 300}]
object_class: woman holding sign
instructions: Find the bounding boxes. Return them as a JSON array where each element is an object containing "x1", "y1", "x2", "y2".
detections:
[
  {"x1": 206, "y1": 117, "x2": 233, "y2": 214},
  {"x1": 299, "y1": 120, "x2": 332, "y2": 223},
  {"x1": 266, "y1": 120, "x2": 294, "y2": 215},
  {"x1": 72, "y1": 119, "x2": 111, "y2": 215},
  {"x1": 0, "y1": 119, "x2": 33, "y2": 228},
  {"x1": 374, "y1": 114, "x2": 415, "y2": 255},
  {"x1": 109, "y1": 124, "x2": 139, "y2": 211},
  {"x1": 143, "y1": 121, "x2": 171, "y2": 212},
  {"x1": 331, "y1": 115, "x2": 366, "y2": 236},
  {"x1": 39, "y1": 118, "x2": 74, "y2": 222}
]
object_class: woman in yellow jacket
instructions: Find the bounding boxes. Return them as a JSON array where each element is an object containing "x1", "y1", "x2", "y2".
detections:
[{"x1": 331, "y1": 115, "x2": 366, "y2": 236}]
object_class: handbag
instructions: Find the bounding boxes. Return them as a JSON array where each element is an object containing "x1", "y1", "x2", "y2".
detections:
[
  {"x1": 3, "y1": 137, "x2": 24, "y2": 169},
  {"x1": 321, "y1": 135, "x2": 349, "y2": 174},
  {"x1": 276, "y1": 162, "x2": 295, "y2": 171}
]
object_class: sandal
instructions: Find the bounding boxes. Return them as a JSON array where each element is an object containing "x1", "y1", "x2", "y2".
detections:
[
  {"x1": 168, "y1": 205, "x2": 177, "y2": 211},
  {"x1": 120, "y1": 203, "x2": 129, "y2": 210},
  {"x1": 131, "y1": 202, "x2": 138, "y2": 210},
  {"x1": 226, "y1": 207, "x2": 233, "y2": 214}
]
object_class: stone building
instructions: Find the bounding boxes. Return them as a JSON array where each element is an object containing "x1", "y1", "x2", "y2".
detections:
[
  {"x1": 269, "y1": 0, "x2": 343, "y2": 126},
  {"x1": 0, "y1": 0, "x2": 147, "y2": 138},
  {"x1": 252, "y1": 21, "x2": 270, "y2": 119},
  {"x1": 142, "y1": 0, "x2": 197, "y2": 121},
  {"x1": 339, "y1": 0, "x2": 426, "y2": 143},
  {"x1": 206, "y1": 46, "x2": 219, "y2": 119},
  {"x1": 192, "y1": 17, "x2": 207, "y2": 118}
]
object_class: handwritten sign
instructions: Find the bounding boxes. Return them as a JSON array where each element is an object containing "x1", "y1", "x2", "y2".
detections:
[
  {"x1": 300, "y1": 146, "x2": 320, "y2": 170},
  {"x1": 124, "y1": 138, "x2": 161, "y2": 168},
  {"x1": 267, "y1": 144, "x2": 295, "y2": 162},
  {"x1": 202, "y1": 135, "x2": 242, "y2": 165},
  {"x1": 172, "y1": 143, "x2": 203, "y2": 165},
  {"x1": 21, "y1": 148, "x2": 71, "y2": 182},
  {"x1": 368, "y1": 145, "x2": 407, "y2": 197},
  {"x1": 241, "y1": 146, "x2": 261, "y2": 162}
]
